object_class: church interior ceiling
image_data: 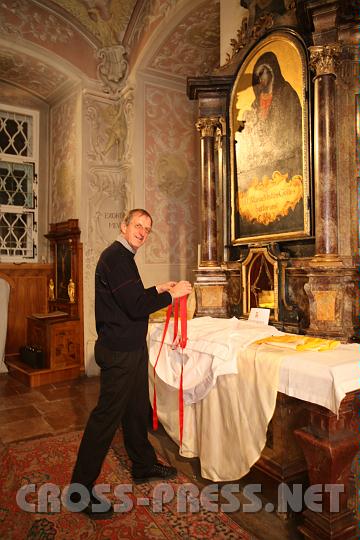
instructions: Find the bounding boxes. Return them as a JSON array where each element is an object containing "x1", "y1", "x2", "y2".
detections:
[
  {"x1": 0, "y1": 0, "x2": 220, "y2": 100},
  {"x1": 48, "y1": 0, "x2": 137, "y2": 46}
]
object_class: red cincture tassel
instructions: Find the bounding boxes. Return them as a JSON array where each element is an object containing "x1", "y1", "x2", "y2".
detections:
[
  {"x1": 152, "y1": 296, "x2": 188, "y2": 449},
  {"x1": 178, "y1": 295, "x2": 187, "y2": 447},
  {"x1": 179, "y1": 360, "x2": 184, "y2": 447},
  {"x1": 152, "y1": 303, "x2": 172, "y2": 431}
]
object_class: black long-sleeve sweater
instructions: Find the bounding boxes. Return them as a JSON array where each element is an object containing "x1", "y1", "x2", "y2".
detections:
[{"x1": 95, "y1": 241, "x2": 172, "y2": 351}]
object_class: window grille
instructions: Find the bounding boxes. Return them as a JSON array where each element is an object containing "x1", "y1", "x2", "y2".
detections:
[{"x1": 0, "y1": 105, "x2": 38, "y2": 261}]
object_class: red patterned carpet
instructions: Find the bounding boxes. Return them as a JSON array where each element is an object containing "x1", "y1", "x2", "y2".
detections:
[{"x1": 0, "y1": 431, "x2": 254, "y2": 539}]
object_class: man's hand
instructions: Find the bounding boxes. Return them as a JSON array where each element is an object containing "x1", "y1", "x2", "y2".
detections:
[
  {"x1": 156, "y1": 281, "x2": 177, "y2": 294},
  {"x1": 170, "y1": 280, "x2": 192, "y2": 299}
]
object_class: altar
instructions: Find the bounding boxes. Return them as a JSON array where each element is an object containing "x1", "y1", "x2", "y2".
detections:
[
  {"x1": 148, "y1": 317, "x2": 359, "y2": 540},
  {"x1": 166, "y1": 2, "x2": 358, "y2": 539}
]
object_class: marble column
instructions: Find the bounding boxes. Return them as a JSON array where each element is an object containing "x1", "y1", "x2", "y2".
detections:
[
  {"x1": 192, "y1": 115, "x2": 229, "y2": 318},
  {"x1": 309, "y1": 44, "x2": 342, "y2": 267},
  {"x1": 196, "y1": 116, "x2": 221, "y2": 267},
  {"x1": 304, "y1": 43, "x2": 358, "y2": 341}
]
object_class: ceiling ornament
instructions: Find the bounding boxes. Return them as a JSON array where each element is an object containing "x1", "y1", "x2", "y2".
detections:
[
  {"x1": 148, "y1": 1, "x2": 219, "y2": 77},
  {"x1": 0, "y1": 49, "x2": 67, "y2": 99},
  {"x1": 0, "y1": 0, "x2": 73, "y2": 43},
  {"x1": 97, "y1": 44, "x2": 128, "y2": 96},
  {"x1": 125, "y1": 0, "x2": 178, "y2": 52},
  {"x1": 48, "y1": 0, "x2": 137, "y2": 46}
]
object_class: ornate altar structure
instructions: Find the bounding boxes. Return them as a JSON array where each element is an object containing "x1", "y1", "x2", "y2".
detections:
[
  {"x1": 187, "y1": 1, "x2": 358, "y2": 539},
  {"x1": 7, "y1": 219, "x2": 84, "y2": 387},
  {"x1": 188, "y1": 0, "x2": 358, "y2": 341}
]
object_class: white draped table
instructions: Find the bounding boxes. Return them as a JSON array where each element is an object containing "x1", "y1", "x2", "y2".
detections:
[
  {"x1": 148, "y1": 317, "x2": 360, "y2": 540},
  {"x1": 149, "y1": 317, "x2": 359, "y2": 480}
]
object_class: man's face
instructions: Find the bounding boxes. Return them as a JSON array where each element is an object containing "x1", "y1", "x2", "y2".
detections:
[{"x1": 120, "y1": 212, "x2": 152, "y2": 251}]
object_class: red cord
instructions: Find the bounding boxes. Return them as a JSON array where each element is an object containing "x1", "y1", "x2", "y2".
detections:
[{"x1": 152, "y1": 296, "x2": 188, "y2": 448}]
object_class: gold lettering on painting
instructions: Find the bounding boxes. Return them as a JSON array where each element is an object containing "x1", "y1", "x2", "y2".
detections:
[
  {"x1": 200, "y1": 285, "x2": 223, "y2": 307},
  {"x1": 314, "y1": 291, "x2": 336, "y2": 321},
  {"x1": 238, "y1": 171, "x2": 303, "y2": 225}
]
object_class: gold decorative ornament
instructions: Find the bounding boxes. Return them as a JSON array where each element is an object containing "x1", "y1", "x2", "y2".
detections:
[
  {"x1": 238, "y1": 171, "x2": 303, "y2": 226},
  {"x1": 68, "y1": 278, "x2": 75, "y2": 303},
  {"x1": 225, "y1": 17, "x2": 249, "y2": 64},
  {"x1": 196, "y1": 117, "x2": 221, "y2": 137},
  {"x1": 309, "y1": 44, "x2": 341, "y2": 77},
  {"x1": 258, "y1": 290, "x2": 275, "y2": 309},
  {"x1": 49, "y1": 278, "x2": 55, "y2": 301}
]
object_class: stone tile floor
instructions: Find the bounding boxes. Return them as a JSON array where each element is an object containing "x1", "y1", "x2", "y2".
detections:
[
  {"x1": 0, "y1": 372, "x2": 302, "y2": 540},
  {"x1": 0, "y1": 374, "x2": 99, "y2": 448}
]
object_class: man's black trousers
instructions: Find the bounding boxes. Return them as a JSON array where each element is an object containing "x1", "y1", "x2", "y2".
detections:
[{"x1": 71, "y1": 342, "x2": 157, "y2": 489}]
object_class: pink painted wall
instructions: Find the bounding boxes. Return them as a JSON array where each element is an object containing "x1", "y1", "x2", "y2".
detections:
[{"x1": 144, "y1": 84, "x2": 199, "y2": 267}]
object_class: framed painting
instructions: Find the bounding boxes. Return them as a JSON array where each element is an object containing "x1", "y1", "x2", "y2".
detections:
[{"x1": 230, "y1": 32, "x2": 311, "y2": 244}]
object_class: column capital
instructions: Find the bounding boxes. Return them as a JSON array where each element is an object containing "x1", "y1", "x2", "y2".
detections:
[
  {"x1": 196, "y1": 116, "x2": 221, "y2": 137},
  {"x1": 309, "y1": 44, "x2": 341, "y2": 77}
]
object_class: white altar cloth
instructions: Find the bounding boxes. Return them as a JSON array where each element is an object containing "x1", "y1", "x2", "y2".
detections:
[
  {"x1": 149, "y1": 317, "x2": 283, "y2": 404},
  {"x1": 148, "y1": 317, "x2": 360, "y2": 482},
  {"x1": 278, "y1": 342, "x2": 360, "y2": 414}
]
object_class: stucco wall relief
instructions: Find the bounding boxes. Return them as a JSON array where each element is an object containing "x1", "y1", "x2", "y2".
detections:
[
  {"x1": 86, "y1": 95, "x2": 132, "y2": 163},
  {"x1": 155, "y1": 153, "x2": 190, "y2": 197},
  {"x1": 50, "y1": 94, "x2": 79, "y2": 223},
  {"x1": 144, "y1": 84, "x2": 198, "y2": 266},
  {"x1": 88, "y1": 168, "x2": 129, "y2": 244},
  {"x1": 83, "y1": 165, "x2": 129, "y2": 347},
  {"x1": 97, "y1": 45, "x2": 128, "y2": 96},
  {"x1": 84, "y1": 92, "x2": 133, "y2": 240},
  {"x1": 82, "y1": 91, "x2": 133, "y2": 349}
]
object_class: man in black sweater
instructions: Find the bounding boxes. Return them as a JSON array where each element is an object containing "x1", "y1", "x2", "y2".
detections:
[{"x1": 69, "y1": 208, "x2": 192, "y2": 519}]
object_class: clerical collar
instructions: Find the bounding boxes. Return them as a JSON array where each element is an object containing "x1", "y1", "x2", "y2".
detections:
[{"x1": 116, "y1": 235, "x2": 136, "y2": 254}]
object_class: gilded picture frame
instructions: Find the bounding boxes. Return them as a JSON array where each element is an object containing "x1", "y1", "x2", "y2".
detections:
[{"x1": 230, "y1": 32, "x2": 311, "y2": 244}]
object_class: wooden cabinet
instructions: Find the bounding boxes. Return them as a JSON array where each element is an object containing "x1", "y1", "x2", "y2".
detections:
[
  {"x1": 8, "y1": 314, "x2": 84, "y2": 388},
  {"x1": 6, "y1": 219, "x2": 84, "y2": 387},
  {"x1": 28, "y1": 316, "x2": 82, "y2": 369}
]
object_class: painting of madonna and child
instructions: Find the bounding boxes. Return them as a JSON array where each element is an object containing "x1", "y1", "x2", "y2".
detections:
[{"x1": 230, "y1": 33, "x2": 311, "y2": 243}]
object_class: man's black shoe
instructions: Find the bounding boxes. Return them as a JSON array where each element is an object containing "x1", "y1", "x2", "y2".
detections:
[
  {"x1": 82, "y1": 493, "x2": 114, "y2": 520},
  {"x1": 133, "y1": 462, "x2": 177, "y2": 484},
  {"x1": 68, "y1": 489, "x2": 114, "y2": 520}
]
